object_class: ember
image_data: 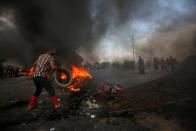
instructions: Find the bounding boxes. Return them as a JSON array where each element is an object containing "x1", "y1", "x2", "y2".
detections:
[{"x1": 100, "y1": 83, "x2": 122, "y2": 99}]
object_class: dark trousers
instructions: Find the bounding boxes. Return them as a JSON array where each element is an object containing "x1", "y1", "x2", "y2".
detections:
[{"x1": 33, "y1": 77, "x2": 55, "y2": 97}]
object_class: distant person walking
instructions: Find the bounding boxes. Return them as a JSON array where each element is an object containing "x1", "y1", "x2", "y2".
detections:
[
  {"x1": 159, "y1": 57, "x2": 167, "y2": 71},
  {"x1": 153, "y1": 57, "x2": 159, "y2": 72},
  {"x1": 138, "y1": 56, "x2": 145, "y2": 74},
  {"x1": 168, "y1": 56, "x2": 177, "y2": 72}
]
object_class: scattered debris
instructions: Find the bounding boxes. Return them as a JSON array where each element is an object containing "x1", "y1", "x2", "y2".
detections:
[
  {"x1": 79, "y1": 97, "x2": 102, "y2": 118},
  {"x1": 100, "y1": 83, "x2": 122, "y2": 100},
  {"x1": 49, "y1": 127, "x2": 55, "y2": 131},
  {"x1": 90, "y1": 114, "x2": 96, "y2": 119},
  {"x1": 0, "y1": 56, "x2": 196, "y2": 130},
  {"x1": 38, "y1": 100, "x2": 43, "y2": 104}
]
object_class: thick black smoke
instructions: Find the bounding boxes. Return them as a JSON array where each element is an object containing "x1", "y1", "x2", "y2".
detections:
[{"x1": 0, "y1": 0, "x2": 196, "y2": 66}]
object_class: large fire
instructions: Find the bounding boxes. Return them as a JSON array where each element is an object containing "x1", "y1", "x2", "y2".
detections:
[
  {"x1": 67, "y1": 65, "x2": 92, "y2": 92},
  {"x1": 27, "y1": 65, "x2": 92, "y2": 92},
  {"x1": 71, "y1": 65, "x2": 92, "y2": 79}
]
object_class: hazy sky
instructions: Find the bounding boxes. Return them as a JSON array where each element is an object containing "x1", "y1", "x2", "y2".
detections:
[{"x1": 78, "y1": 0, "x2": 196, "y2": 63}]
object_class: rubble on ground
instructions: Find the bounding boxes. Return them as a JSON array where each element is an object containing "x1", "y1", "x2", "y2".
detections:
[{"x1": 0, "y1": 56, "x2": 196, "y2": 130}]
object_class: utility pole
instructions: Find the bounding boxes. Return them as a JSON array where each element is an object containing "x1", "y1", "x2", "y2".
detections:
[
  {"x1": 131, "y1": 33, "x2": 135, "y2": 69},
  {"x1": 131, "y1": 34, "x2": 135, "y2": 61},
  {"x1": 150, "y1": 46, "x2": 155, "y2": 70}
]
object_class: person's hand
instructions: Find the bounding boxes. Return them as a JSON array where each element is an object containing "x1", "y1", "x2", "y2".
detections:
[{"x1": 54, "y1": 66, "x2": 62, "y2": 71}]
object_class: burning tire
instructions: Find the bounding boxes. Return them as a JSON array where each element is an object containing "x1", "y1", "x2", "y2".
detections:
[
  {"x1": 54, "y1": 66, "x2": 92, "y2": 93},
  {"x1": 54, "y1": 68, "x2": 73, "y2": 87}
]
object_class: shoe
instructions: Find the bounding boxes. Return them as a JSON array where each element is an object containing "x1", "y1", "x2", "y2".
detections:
[
  {"x1": 28, "y1": 96, "x2": 37, "y2": 111},
  {"x1": 51, "y1": 96, "x2": 60, "y2": 109}
]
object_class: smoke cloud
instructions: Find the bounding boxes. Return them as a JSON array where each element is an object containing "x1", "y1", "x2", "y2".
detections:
[
  {"x1": 138, "y1": 23, "x2": 196, "y2": 60},
  {"x1": 0, "y1": 0, "x2": 195, "y2": 66},
  {"x1": 82, "y1": 0, "x2": 196, "y2": 62}
]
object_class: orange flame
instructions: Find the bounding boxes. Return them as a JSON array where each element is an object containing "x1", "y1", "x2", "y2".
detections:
[
  {"x1": 28, "y1": 65, "x2": 92, "y2": 93},
  {"x1": 28, "y1": 67, "x2": 35, "y2": 76},
  {"x1": 60, "y1": 72, "x2": 67, "y2": 80},
  {"x1": 71, "y1": 65, "x2": 92, "y2": 79},
  {"x1": 68, "y1": 65, "x2": 92, "y2": 92}
]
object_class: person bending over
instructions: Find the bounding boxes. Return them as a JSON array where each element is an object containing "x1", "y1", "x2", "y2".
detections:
[{"x1": 28, "y1": 49, "x2": 60, "y2": 111}]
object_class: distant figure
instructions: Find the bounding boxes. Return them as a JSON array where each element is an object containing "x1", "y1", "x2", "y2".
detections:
[
  {"x1": 168, "y1": 56, "x2": 177, "y2": 72},
  {"x1": 138, "y1": 56, "x2": 145, "y2": 74},
  {"x1": 153, "y1": 57, "x2": 159, "y2": 72},
  {"x1": 166, "y1": 58, "x2": 170, "y2": 70},
  {"x1": 159, "y1": 57, "x2": 167, "y2": 71},
  {"x1": 0, "y1": 64, "x2": 3, "y2": 76}
]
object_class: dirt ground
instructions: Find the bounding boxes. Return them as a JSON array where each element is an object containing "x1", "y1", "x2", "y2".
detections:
[{"x1": 0, "y1": 58, "x2": 195, "y2": 131}]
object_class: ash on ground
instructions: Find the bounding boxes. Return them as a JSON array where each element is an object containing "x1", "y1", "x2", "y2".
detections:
[{"x1": 0, "y1": 56, "x2": 196, "y2": 131}]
